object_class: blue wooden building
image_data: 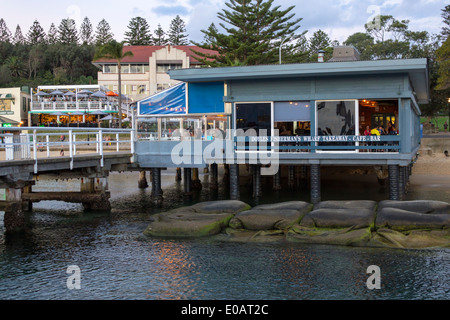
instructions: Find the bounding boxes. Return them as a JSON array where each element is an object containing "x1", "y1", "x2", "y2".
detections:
[{"x1": 136, "y1": 54, "x2": 429, "y2": 203}]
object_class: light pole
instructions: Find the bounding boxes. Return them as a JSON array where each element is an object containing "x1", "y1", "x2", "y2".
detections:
[{"x1": 279, "y1": 38, "x2": 289, "y2": 65}]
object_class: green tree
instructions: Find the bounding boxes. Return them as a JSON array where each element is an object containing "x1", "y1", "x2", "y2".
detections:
[
  {"x1": 343, "y1": 32, "x2": 374, "y2": 60},
  {"x1": 436, "y1": 37, "x2": 450, "y2": 90},
  {"x1": 58, "y1": 18, "x2": 79, "y2": 45},
  {"x1": 27, "y1": 20, "x2": 46, "y2": 45},
  {"x1": 5, "y1": 55, "x2": 25, "y2": 77},
  {"x1": 95, "y1": 19, "x2": 114, "y2": 46},
  {"x1": 308, "y1": 29, "x2": 331, "y2": 61},
  {"x1": 47, "y1": 23, "x2": 58, "y2": 44},
  {"x1": 193, "y1": 0, "x2": 305, "y2": 66},
  {"x1": 168, "y1": 15, "x2": 189, "y2": 45},
  {"x1": 125, "y1": 17, "x2": 152, "y2": 45},
  {"x1": 13, "y1": 25, "x2": 25, "y2": 45},
  {"x1": 441, "y1": 5, "x2": 450, "y2": 39},
  {"x1": 80, "y1": 17, "x2": 94, "y2": 45},
  {"x1": 0, "y1": 18, "x2": 11, "y2": 43},
  {"x1": 153, "y1": 24, "x2": 167, "y2": 46},
  {"x1": 94, "y1": 40, "x2": 134, "y2": 128}
]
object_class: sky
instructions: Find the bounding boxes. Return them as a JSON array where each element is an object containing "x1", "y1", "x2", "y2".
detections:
[{"x1": 0, "y1": 0, "x2": 448, "y2": 44}]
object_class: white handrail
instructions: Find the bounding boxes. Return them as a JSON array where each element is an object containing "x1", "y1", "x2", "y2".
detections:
[{"x1": 0, "y1": 127, "x2": 136, "y2": 171}]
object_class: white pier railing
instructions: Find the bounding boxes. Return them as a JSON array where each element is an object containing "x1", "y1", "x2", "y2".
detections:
[{"x1": 0, "y1": 127, "x2": 135, "y2": 173}]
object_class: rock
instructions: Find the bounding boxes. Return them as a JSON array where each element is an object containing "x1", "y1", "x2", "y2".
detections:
[
  {"x1": 378, "y1": 200, "x2": 450, "y2": 215},
  {"x1": 229, "y1": 201, "x2": 312, "y2": 231},
  {"x1": 300, "y1": 200, "x2": 377, "y2": 229},
  {"x1": 371, "y1": 228, "x2": 450, "y2": 249},
  {"x1": 376, "y1": 200, "x2": 450, "y2": 231},
  {"x1": 144, "y1": 200, "x2": 251, "y2": 238},
  {"x1": 288, "y1": 225, "x2": 372, "y2": 247}
]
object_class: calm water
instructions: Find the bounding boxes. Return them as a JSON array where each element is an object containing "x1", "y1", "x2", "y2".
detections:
[{"x1": 0, "y1": 168, "x2": 449, "y2": 300}]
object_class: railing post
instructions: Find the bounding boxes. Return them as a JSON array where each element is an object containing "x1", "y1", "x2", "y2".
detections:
[
  {"x1": 116, "y1": 133, "x2": 119, "y2": 152},
  {"x1": 99, "y1": 130, "x2": 104, "y2": 167},
  {"x1": 33, "y1": 129, "x2": 37, "y2": 173},
  {"x1": 130, "y1": 130, "x2": 135, "y2": 163},
  {"x1": 73, "y1": 133, "x2": 77, "y2": 156},
  {"x1": 46, "y1": 135, "x2": 50, "y2": 157},
  {"x1": 69, "y1": 129, "x2": 73, "y2": 170}
]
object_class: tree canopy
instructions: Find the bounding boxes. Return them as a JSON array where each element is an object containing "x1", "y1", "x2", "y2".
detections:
[{"x1": 192, "y1": 0, "x2": 306, "y2": 66}]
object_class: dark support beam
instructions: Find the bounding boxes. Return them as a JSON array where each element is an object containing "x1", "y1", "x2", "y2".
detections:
[
  {"x1": 138, "y1": 170, "x2": 148, "y2": 189},
  {"x1": 273, "y1": 168, "x2": 281, "y2": 190},
  {"x1": 388, "y1": 165, "x2": 400, "y2": 201},
  {"x1": 229, "y1": 164, "x2": 240, "y2": 200},
  {"x1": 151, "y1": 168, "x2": 163, "y2": 200},
  {"x1": 183, "y1": 168, "x2": 192, "y2": 195},
  {"x1": 191, "y1": 168, "x2": 202, "y2": 190},
  {"x1": 399, "y1": 166, "x2": 405, "y2": 200},
  {"x1": 252, "y1": 165, "x2": 262, "y2": 198},
  {"x1": 288, "y1": 165, "x2": 295, "y2": 189},
  {"x1": 310, "y1": 164, "x2": 321, "y2": 204},
  {"x1": 210, "y1": 163, "x2": 218, "y2": 190},
  {"x1": 175, "y1": 168, "x2": 182, "y2": 182}
]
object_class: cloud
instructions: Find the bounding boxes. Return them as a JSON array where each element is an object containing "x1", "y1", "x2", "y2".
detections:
[{"x1": 152, "y1": 5, "x2": 191, "y2": 16}]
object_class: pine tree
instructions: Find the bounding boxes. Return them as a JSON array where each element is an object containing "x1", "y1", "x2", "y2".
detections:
[
  {"x1": 442, "y1": 5, "x2": 450, "y2": 39},
  {"x1": 13, "y1": 25, "x2": 25, "y2": 45},
  {"x1": 27, "y1": 20, "x2": 46, "y2": 45},
  {"x1": 308, "y1": 30, "x2": 331, "y2": 54},
  {"x1": 168, "y1": 15, "x2": 189, "y2": 45},
  {"x1": 125, "y1": 17, "x2": 152, "y2": 45},
  {"x1": 58, "y1": 18, "x2": 79, "y2": 44},
  {"x1": 95, "y1": 19, "x2": 114, "y2": 46},
  {"x1": 192, "y1": 0, "x2": 305, "y2": 66},
  {"x1": 0, "y1": 18, "x2": 12, "y2": 42},
  {"x1": 202, "y1": 23, "x2": 217, "y2": 46},
  {"x1": 80, "y1": 17, "x2": 94, "y2": 45},
  {"x1": 47, "y1": 23, "x2": 58, "y2": 44},
  {"x1": 153, "y1": 24, "x2": 167, "y2": 46}
]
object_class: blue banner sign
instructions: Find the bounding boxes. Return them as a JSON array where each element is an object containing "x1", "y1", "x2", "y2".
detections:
[{"x1": 139, "y1": 83, "x2": 186, "y2": 116}]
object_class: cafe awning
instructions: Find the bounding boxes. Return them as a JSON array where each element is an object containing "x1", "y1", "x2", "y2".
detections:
[
  {"x1": 0, "y1": 116, "x2": 20, "y2": 125},
  {"x1": 0, "y1": 93, "x2": 14, "y2": 100}
]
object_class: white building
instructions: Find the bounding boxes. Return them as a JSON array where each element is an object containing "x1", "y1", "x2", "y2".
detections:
[
  {"x1": 92, "y1": 45, "x2": 218, "y2": 102},
  {"x1": 0, "y1": 87, "x2": 31, "y2": 127}
]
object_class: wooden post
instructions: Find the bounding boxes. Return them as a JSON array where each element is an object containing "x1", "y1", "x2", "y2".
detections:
[
  {"x1": 138, "y1": 170, "x2": 148, "y2": 189},
  {"x1": 191, "y1": 168, "x2": 202, "y2": 190},
  {"x1": 210, "y1": 163, "x2": 218, "y2": 190},
  {"x1": 151, "y1": 168, "x2": 163, "y2": 200},
  {"x1": 3, "y1": 188, "x2": 25, "y2": 234},
  {"x1": 273, "y1": 168, "x2": 281, "y2": 190},
  {"x1": 184, "y1": 168, "x2": 192, "y2": 195},
  {"x1": 310, "y1": 164, "x2": 321, "y2": 204},
  {"x1": 388, "y1": 165, "x2": 400, "y2": 201},
  {"x1": 229, "y1": 164, "x2": 240, "y2": 200},
  {"x1": 253, "y1": 165, "x2": 262, "y2": 198}
]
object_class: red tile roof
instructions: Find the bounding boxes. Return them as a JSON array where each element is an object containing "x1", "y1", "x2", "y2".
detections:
[{"x1": 94, "y1": 45, "x2": 218, "y2": 64}]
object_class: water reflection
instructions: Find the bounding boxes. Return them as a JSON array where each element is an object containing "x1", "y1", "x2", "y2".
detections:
[{"x1": 0, "y1": 169, "x2": 449, "y2": 300}]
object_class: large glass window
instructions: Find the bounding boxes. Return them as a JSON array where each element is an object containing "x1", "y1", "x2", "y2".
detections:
[
  {"x1": 235, "y1": 103, "x2": 272, "y2": 136},
  {"x1": 316, "y1": 100, "x2": 356, "y2": 136},
  {"x1": 156, "y1": 64, "x2": 183, "y2": 73}
]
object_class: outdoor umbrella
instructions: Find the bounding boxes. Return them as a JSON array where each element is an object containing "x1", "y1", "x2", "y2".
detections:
[
  {"x1": 89, "y1": 110, "x2": 107, "y2": 127},
  {"x1": 106, "y1": 91, "x2": 119, "y2": 97},
  {"x1": 79, "y1": 90, "x2": 93, "y2": 95},
  {"x1": 35, "y1": 91, "x2": 49, "y2": 96},
  {"x1": 64, "y1": 91, "x2": 75, "y2": 96},
  {"x1": 100, "y1": 115, "x2": 114, "y2": 121},
  {"x1": 50, "y1": 90, "x2": 64, "y2": 95},
  {"x1": 92, "y1": 91, "x2": 107, "y2": 98},
  {"x1": 70, "y1": 111, "x2": 85, "y2": 126}
]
